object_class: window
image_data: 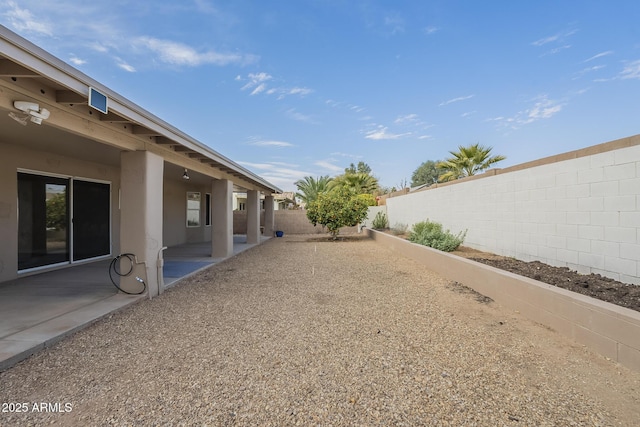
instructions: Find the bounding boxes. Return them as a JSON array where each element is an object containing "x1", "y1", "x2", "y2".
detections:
[
  {"x1": 238, "y1": 201, "x2": 246, "y2": 211},
  {"x1": 187, "y1": 192, "x2": 201, "y2": 227},
  {"x1": 205, "y1": 193, "x2": 211, "y2": 226}
]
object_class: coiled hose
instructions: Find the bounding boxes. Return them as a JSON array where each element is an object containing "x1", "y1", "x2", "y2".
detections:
[{"x1": 109, "y1": 253, "x2": 147, "y2": 295}]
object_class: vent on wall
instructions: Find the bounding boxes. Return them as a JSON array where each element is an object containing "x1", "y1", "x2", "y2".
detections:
[{"x1": 88, "y1": 87, "x2": 108, "y2": 114}]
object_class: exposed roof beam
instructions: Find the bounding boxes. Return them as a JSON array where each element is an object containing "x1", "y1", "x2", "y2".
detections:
[
  {"x1": 0, "y1": 59, "x2": 38, "y2": 77},
  {"x1": 173, "y1": 145, "x2": 195, "y2": 153},
  {"x1": 132, "y1": 125, "x2": 161, "y2": 136},
  {"x1": 55, "y1": 90, "x2": 86, "y2": 104},
  {"x1": 99, "y1": 111, "x2": 131, "y2": 122},
  {"x1": 155, "y1": 136, "x2": 176, "y2": 145}
]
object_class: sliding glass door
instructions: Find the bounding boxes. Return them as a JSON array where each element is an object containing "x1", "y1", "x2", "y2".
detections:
[
  {"x1": 73, "y1": 180, "x2": 111, "y2": 261},
  {"x1": 18, "y1": 172, "x2": 111, "y2": 271},
  {"x1": 18, "y1": 173, "x2": 70, "y2": 270}
]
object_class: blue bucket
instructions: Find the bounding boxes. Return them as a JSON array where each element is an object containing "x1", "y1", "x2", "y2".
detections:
[{"x1": 275, "y1": 230, "x2": 284, "y2": 237}]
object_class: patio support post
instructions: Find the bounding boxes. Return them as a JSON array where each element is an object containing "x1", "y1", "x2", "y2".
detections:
[
  {"x1": 120, "y1": 150, "x2": 164, "y2": 298},
  {"x1": 264, "y1": 195, "x2": 275, "y2": 237},
  {"x1": 246, "y1": 190, "x2": 260, "y2": 244},
  {"x1": 212, "y1": 179, "x2": 233, "y2": 258}
]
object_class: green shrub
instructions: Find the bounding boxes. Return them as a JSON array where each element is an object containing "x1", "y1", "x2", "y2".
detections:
[
  {"x1": 306, "y1": 187, "x2": 370, "y2": 238},
  {"x1": 408, "y1": 219, "x2": 466, "y2": 252},
  {"x1": 371, "y1": 211, "x2": 388, "y2": 229},
  {"x1": 390, "y1": 223, "x2": 408, "y2": 235}
]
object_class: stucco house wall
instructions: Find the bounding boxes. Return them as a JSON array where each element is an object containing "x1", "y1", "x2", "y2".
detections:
[{"x1": 0, "y1": 141, "x2": 121, "y2": 283}]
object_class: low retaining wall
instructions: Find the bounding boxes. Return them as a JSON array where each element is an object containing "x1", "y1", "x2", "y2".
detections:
[{"x1": 366, "y1": 229, "x2": 640, "y2": 373}]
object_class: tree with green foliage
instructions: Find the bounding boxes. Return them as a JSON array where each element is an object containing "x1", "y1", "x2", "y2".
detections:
[
  {"x1": 344, "y1": 161, "x2": 372, "y2": 175},
  {"x1": 306, "y1": 187, "x2": 371, "y2": 238},
  {"x1": 46, "y1": 192, "x2": 67, "y2": 230},
  {"x1": 411, "y1": 160, "x2": 443, "y2": 187},
  {"x1": 294, "y1": 175, "x2": 333, "y2": 205},
  {"x1": 329, "y1": 172, "x2": 379, "y2": 195},
  {"x1": 437, "y1": 143, "x2": 506, "y2": 182}
]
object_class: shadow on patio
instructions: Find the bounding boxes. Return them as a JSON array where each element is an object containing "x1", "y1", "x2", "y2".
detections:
[{"x1": 0, "y1": 235, "x2": 270, "y2": 371}]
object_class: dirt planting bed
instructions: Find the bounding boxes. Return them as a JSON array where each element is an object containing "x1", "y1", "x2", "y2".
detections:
[{"x1": 452, "y1": 246, "x2": 640, "y2": 313}]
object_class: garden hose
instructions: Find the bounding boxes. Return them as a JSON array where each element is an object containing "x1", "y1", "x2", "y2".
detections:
[{"x1": 109, "y1": 253, "x2": 147, "y2": 295}]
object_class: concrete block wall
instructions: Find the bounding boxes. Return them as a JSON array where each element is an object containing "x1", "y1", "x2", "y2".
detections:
[
  {"x1": 233, "y1": 210, "x2": 359, "y2": 235},
  {"x1": 385, "y1": 135, "x2": 640, "y2": 285}
]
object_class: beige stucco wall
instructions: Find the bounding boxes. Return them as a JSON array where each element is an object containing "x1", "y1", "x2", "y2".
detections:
[
  {"x1": 0, "y1": 141, "x2": 121, "y2": 283},
  {"x1": 162, "y1": 177, "x2": 211, "y2": 246},
  {"x1": 232, "y1": 210, "x2": 359, "y2": 235},
  {"x1": 163, "y1": 178, "x2": 213, "y2": 247}
]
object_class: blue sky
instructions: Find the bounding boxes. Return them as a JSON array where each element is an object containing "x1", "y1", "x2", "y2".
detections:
[{"x1": 2, "y1": 1, "x2": 639, "y2": 191}]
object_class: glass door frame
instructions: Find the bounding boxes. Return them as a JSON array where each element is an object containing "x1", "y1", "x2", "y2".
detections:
[{"x1": 17, "y1": 169, "x2": 113, "y2": 274}]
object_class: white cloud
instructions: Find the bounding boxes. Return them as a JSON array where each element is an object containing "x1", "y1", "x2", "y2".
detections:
[
  {"x1": 69, "y1": 56, "x2": 86, "y2": 66},
  {"x1": 423, "y1": 26, "x2": 438, "y2": 35},
  {"x1": 524, "y1": 97, "x2": 563, "y2": 122},
  {"x1": 619, "y1": 60, "x2": 640, "y2": 80},
  {"x1": 573, "y1": 64, "x2": 606, "y2": 80},
  {"x1": 584, "y1": 51, "x2": 613, "y2": 63},
  {"x1": 315, "y1": 160, "x2": 343, "y2": 172},
  {"x1": 116, "y1": 60, "x2": 136, "y2": 73},
  {"x1": 3, "y1": 1, "x2": 52, "y2": 35},
  {"x1": 531, "y1": 29, "x2": 577, "y2": 47},
  {"x1": 330, "y1": 152, "x2": 363, "y2": 160},
  {"x1": 135, "y1": 36, "x2": 257, "y2": 66},
  {"x1": 491, "y1": 95, "x2": 564, "y2": 128},
  {"x1": 365, "y1": 126, "x2": 411, "y2": 140},
  {"x1": 250, "y1": 140, "x2": 294, "y2": 148},
  {"x1": 89, "y1": 42, "x2": 110, "y2": 53},
  {"x1": 238, "y1": 73, "x2": 312, "y2": 99},
  {"x1": 237, "y1": 161, "x2": 313, "y2": 191},
  {"x1": 540, "y1": 44, "x2": 571, "y2": 57},
  {"x1": 250, "y1": 83, "x2": 267, "y2": 95},
  {"x1": 439, "y1": 95, "x2": 474, "y2": 106},
  {"x1": 288, "y1": 87, "x2": 313, "y2": 96},
  {"x1": 394, "y1": 113, "x2": 418, "y2": 124},
  {"x1": 532, "y1": 29, "x2": 578, "y2": 57},
  {"x1": 531, "y1": 34, "x2": 560, "y2": 47},
  {"x1": 285, "y1": 109, "x2": 318, "y2": 124},
  {"x1": 461, "y1": 111, "x2": 476, "y2": 117}
]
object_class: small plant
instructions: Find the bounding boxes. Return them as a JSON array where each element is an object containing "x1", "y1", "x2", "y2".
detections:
[
  {"x1": 371, "y1": 211, "x2": 388, "y2": 229},
  {"x1": 408, "y1": 219, "x2": 466, "y2": 252},
  {"x1": 390, "y1": 223, "x2": 408, "y2": 236}
]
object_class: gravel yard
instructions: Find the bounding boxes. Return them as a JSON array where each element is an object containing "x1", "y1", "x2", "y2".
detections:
[{"x1": 1, "y1": 234, "x2": 639, "y2": 426}]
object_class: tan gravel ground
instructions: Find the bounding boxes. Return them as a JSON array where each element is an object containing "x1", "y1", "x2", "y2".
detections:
[{"x1": 1, "y1": 234, "x2": 639, "y2": 426}]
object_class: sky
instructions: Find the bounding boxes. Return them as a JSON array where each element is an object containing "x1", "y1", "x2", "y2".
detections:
[{"x1": 1, "y1": 1, "x2": 639, "y2": 192}]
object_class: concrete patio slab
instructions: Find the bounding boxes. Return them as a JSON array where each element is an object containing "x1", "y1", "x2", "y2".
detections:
[{"x1": 0, "y1": 235, "x2": 270, "y2": 371}]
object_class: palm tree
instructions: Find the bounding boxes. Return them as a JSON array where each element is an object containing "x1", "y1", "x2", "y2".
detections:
[
  {"x1": 437, "y1": 143, "x2": 506, "y2": 182},
  {"x1": 294, "y1": 175, "x2": 333, "y2": 205},
  {"x1": 328, "y1": 172, "x2": 379, "y2": 195}
]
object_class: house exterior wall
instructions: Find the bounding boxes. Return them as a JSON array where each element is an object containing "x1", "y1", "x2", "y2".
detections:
[
  {"x1": 0, "y1": 141, "x2": 121, "y2": 283},
  {"x1": 385, "y1": 135, "x2": 640, "y2": 285},
  {"x1": 163, "y1": 179, "x2": 213, "y2": 247}
]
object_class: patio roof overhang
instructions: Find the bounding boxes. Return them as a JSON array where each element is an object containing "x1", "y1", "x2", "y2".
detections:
[{"x1": 0, "y1": 25, "x2": 281, "y2": 194}]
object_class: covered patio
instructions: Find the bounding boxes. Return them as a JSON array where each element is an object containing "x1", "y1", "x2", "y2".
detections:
[{"x1": 0, "y1": 235, "x2": 270, "y2": 371}]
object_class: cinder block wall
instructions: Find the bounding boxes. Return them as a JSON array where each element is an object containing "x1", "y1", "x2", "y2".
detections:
[
  {"x1": 386, "y1": 135, "x2": 640, "y2": 285},
  {"x1": 233, "y1": 210, "x2": 358, "y2": 235}
]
